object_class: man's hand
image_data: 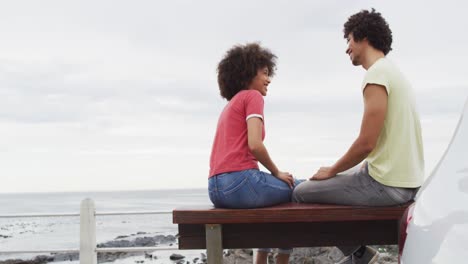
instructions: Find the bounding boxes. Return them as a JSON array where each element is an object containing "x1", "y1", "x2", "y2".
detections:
[
  {"x1": 310, "y1": 167, "x2": 337, "y2": 180},
  {"x1": 275, "y1": 171, "x2": 294, "y2": 189}
]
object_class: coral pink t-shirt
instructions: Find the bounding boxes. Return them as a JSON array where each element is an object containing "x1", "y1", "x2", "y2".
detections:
[{"x1": 209, "y1": 90, "x2": 265, "y2": 177}]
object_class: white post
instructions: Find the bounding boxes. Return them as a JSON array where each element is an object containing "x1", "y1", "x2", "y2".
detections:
[{"x1": 80, "y1": 198, "x2": 97, "y2": 264}]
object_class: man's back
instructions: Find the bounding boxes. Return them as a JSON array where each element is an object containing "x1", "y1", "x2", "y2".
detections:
[{"x1": 363, "y1": 58, "x2": 424, "y2": 188}]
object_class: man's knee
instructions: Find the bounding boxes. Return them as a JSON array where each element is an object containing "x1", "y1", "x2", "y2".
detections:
[{"x1": 292, "y1": 183, "x2": 306, "y2": 202}]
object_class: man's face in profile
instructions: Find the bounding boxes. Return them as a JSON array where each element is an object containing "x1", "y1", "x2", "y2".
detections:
[{"x1": 346, "y1": 33, "x2": 364, "y2": 66}]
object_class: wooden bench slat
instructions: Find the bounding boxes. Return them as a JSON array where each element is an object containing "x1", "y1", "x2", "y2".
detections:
[
  {"x1": 174, "y1": 202, "x2": 411, "y2": 253},
  {"x1": 173, "y1": 202, "x2": 411, "y2": 224}
]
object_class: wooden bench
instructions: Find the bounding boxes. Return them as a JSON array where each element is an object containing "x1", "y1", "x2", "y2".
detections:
[{"x1": 173, "y1": 202, "x2": 411, "y2": 262}]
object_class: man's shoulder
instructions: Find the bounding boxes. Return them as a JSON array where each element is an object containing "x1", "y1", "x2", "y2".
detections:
[
  {"x1": 368, "y1": 58, "x2": 393, "y2": 72},
  {"x1": 362, "y1": 58, "x2": 396, "y2": 92},
  {"x1": 364, "y1": 58, "x2": 402, "y2": 81}
]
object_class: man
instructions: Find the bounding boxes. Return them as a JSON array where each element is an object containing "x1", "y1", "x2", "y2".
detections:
[{"x1": 293, "y1": 8, "x2": 424, "y2": 264}]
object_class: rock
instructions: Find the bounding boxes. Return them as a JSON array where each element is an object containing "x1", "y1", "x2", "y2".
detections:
[
  {"x1": 134, "y1": 236, "x2": 156, "y2": 246},
  {"x1": 97, "y1": 239, "x2": 132, "y2": 247},
  {"x1": 200, "y1": 252, "x2": 207, "y2": 263},
  {"x1": 327, "y1": 247, "x2": 343, "y2": 262},
  {"x1": 153, "y1": 234, "x2": 176, "y2": 244},
  {"x1": 224, "y1": 249, "x2": 252, "y2": 264},
  {"x1": 53, "y1": 253, "x2": 79, "y2": 261},
  {"x1": 0, "y1": 255, "x2": 53, "y2": 264},
  {"x1": 375, "y1": 245, "x2": 398, "y2": 264},
  {"x1": 99, "y1": 252, "x2": 139, "y2": 263},
  {"x1": 376, "y1": 245, "x2": 398, "y2": 255},
  {"x1": 288, "y1": 247, "x2": 344, "y2": 263},
  {"x1": 115, "y1": 235, "x2": 129, "y2": 239},
  {"x1": 170, "y1": 253, "x2": 185, "y2": 260},
  {"x1": 33, "y1": 255, "x2": 53, "y2": 264},
  {"x1": 220, "y1": 247, "x2": 364, "y2": 264}
]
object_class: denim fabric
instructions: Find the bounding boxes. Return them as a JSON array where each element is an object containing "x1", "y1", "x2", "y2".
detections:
[
  {"x1": 209, "y1": 169, "x2": 302, "y2": 209},
  {"x1": 209, "y1": 169, "x2": 300, "y2": 254}
]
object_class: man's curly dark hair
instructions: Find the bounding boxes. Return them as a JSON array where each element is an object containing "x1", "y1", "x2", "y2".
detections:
[
  {"x1": 343, "y1": 8, "x2": 393, "y2": 55},
  {"x1": 217, "y1": 43, "x2": 277, "y2": 101}
]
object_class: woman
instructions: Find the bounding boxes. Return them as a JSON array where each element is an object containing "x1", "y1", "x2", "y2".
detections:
[{"x1": 208, "y1": 43, "x2": 299, "y2": 264}]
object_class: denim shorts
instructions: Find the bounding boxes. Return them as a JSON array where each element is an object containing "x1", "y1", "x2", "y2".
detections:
[
  {"x1": 209, "y1": 169, "x2": 301, "y2": 253},
  {"x1": 208, "y1": 169, "x2": 302, "y2": 209}
]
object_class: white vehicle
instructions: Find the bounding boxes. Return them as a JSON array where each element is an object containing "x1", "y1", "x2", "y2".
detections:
[{"x1": 400, "y1": 98, "x2": 468, "y2": 263}]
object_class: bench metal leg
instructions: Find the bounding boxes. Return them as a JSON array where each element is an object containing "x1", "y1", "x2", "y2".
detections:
[{"x1": 206, "y1": 224, "x2": 223, "y2": 263}]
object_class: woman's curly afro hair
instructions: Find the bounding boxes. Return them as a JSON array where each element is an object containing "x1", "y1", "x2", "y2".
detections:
[
  {"x1": 343, "y1": 8, "x2": 393, "y2": 55},
  {"x1": 217, "y1": 43, "x2": 277, "y2": 101}
]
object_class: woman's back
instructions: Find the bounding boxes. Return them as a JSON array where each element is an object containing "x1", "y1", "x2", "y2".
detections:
[{"x1": 209, "y1": 90, "x2": 265, "y2": 177}]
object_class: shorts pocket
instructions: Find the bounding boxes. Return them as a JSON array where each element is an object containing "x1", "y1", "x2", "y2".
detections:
[
  {"x1": 214, "y1": 170, "x2": 243, "y2": 190},
  {"x1": 221, "y1": 176, "x2": 258, "y2": 208}
]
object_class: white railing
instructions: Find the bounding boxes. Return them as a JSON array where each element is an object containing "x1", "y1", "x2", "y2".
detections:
[
  {"x1": 0, "y1": 198, "x2": 261, "y2": 263},
  {"x1": 0, "y1": 198, "x2": 177, "y2": 263}
]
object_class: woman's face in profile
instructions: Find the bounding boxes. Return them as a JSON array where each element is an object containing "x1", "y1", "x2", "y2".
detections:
[{"x1": 248, "y1": 67, "x2": 271, "y2": 96}]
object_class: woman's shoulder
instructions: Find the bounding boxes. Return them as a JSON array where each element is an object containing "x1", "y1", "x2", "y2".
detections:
[
  {"x1": 228, "y1": 90, "x2": 263, "y2": 109},
  {"x1": 234, "y1": 89, "x2": 262, "y2": 100}
]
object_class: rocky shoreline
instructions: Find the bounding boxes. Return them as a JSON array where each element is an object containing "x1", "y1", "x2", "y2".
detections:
[
  {"x1": 223, "y1": 246, "x2": 398, "y2": 264},
  {"x1": 0, "y1": 232, "x2": 398, "y2": 264}
]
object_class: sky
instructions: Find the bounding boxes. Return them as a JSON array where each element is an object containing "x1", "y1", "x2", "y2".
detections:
[{"x1": 1, "y1": 0, "x2": 467, "y2": 193}]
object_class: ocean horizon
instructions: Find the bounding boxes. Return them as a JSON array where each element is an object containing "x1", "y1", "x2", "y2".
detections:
[{"x1": 0, "y1": 188, "x2": 210, "y2": 263}]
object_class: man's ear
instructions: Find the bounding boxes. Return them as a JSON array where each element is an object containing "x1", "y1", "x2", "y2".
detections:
[{"x1": 361, "y1": 37, "x2": 369, "y2": 45}]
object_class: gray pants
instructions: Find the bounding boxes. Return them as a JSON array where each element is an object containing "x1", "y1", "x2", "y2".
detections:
[{"x1": 292, "y1": 163, "x2": 418, "y2": 255}]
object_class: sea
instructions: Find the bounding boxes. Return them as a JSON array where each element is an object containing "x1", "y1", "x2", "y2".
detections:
[{"x1": 0, "y1": 189, "x2": 210, "y2": 263}]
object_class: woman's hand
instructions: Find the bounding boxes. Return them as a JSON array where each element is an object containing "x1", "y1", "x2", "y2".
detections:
[{"x1": 275, "y1": 171, "x2": 294, "y2": 189}]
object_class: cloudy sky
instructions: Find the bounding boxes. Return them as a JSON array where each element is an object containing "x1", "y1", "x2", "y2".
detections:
[{"x1": 1, "y1": 0, "x2": 467, "y2": 193}]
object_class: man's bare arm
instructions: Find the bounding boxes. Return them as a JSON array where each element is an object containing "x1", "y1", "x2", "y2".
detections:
[{"x1": 312, "y1": 84, "x2": 388, "y2": 180}]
